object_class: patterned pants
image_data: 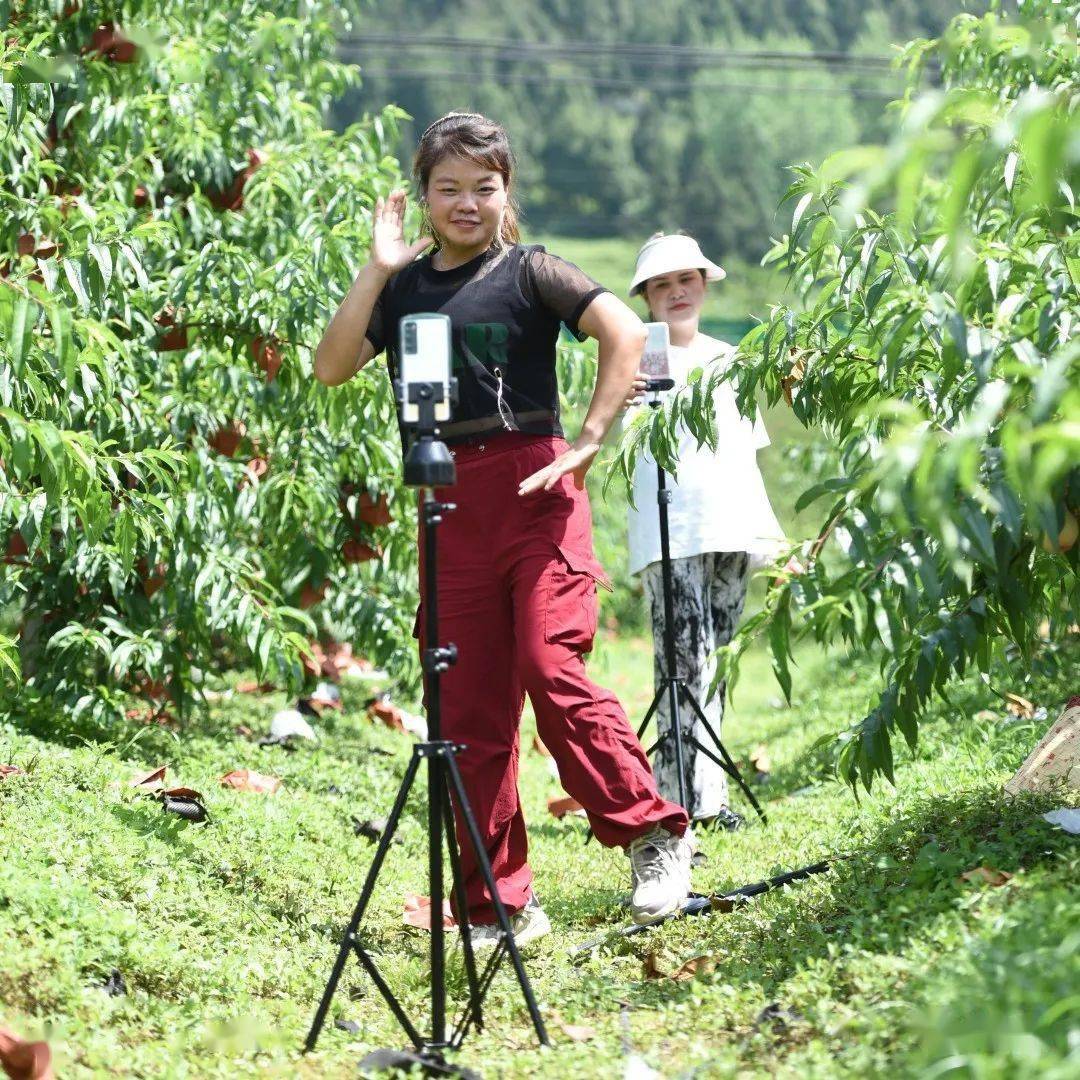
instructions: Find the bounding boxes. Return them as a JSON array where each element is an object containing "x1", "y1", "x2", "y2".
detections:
[{"x1": 641, "y1": 551, "x2": 751, "y2": 818}]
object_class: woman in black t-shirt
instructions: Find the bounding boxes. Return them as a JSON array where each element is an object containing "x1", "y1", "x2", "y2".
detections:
[{"x1": 314, "y1": 113, "x2": 691, "y2": 940}]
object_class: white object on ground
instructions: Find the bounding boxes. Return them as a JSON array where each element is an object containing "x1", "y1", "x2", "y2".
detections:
[
  {"x1": 399, "y1": 709, "x2": 428, "y2": 740},
  {"x1": 624, "y1": 1055, "x2": 662, "y2": 1080},
  {"x1": 270, "y1": 709, "x2": 317, "y2": 741},
  {"x1": 1042, "y1": 808, "x2": 1080, "y2": 834},
  {"x1": 311, "y1": 681, "x2": 342, "y2": 707},
  {"x1": 199, "y1": 687, "x2": 235, "y2": 701},
  {"x1": 341, "y1": 661, "x2": 389, "y2": 681}
]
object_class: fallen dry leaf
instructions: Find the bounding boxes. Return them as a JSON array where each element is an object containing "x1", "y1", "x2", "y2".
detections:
[
  {"x1": 643, "y1": 951, "x2": 716, "y2": 982},
  {"x1": 1004, "y1": 692, "x2": 1036, "y2": 719},
  {"x1": 219, "y1": 769, "x2": 282, "y2": 794},
  {"x1": 547, "y1": 795, "x2": 584, "y2": 819},
  {"x1": 123, "y1": 706, "x2": 178, "y2": 727},
  {"x1": 749, "y1": 743, "x2": 772, "y2": 775},
  {"x1": 234, "y1": 724, "x2": 254, "y2": 738},
  {"x1": 235, "y1": 679, "x2": 275, "y2": 695},
  {"x1": 368, "y1": 698, "x2": 405, "y2": 732},
  {"x1": 160, "y1": 785, "x2": 204, "y2": 801},
  {"x1": 642, "y1": 952, "x2": 667, "y2": 980},
  {"x1": 708, "y1": 893, "x2": 749, "y2": 914},
  {"x1": 130, "y1": 765, "x2": 167, "y2": 792},
  {"x1": 0, "y1": 1027, "x2": 54, "y2": 1080},
  {"x1": 670, "y1": 954, "x2": 717, "y2": 981},
  {"x1": 557, "y1": 1020, "x2": 595, "y2": 1042},
  {"x1": 0, "y1": 764, "x2": 25, "y2": 780},
  {"x1": 403, "y1": 893, "x2": 456, "y2": 930},
  {"x1": 309, "y1": 686, "x2": 343, "y2": 712},
  {"x1": 960, "y1": 865, "x2": 1013, "y2": 887}
]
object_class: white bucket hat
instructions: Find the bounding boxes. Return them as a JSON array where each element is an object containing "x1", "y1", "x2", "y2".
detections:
[{"x1": 628, "y1": 232, "x2": 726, "y2": 297}]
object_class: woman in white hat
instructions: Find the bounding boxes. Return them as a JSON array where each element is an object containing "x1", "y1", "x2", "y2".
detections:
[{"x1": 623, "y1": 232, "x2": 785, "y2": 829}]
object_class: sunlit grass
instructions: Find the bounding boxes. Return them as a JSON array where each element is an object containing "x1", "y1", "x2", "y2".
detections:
[{"x1": 2, "y1": 632, "x2": 1076, "y2": 1077}]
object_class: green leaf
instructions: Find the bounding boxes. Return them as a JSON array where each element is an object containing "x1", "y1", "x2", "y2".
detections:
[
  {"x1": 88, "y1": 243, "x2": 113, "y2": 294},
  {"x1": 7, "y1": 295, "x2": 34, "y2": 372},
  {"x1": 63, "y1": 257, "x2": 92, "y2": 313}
]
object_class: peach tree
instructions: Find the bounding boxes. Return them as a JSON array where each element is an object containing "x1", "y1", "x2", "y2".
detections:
[
  {"x1": 0, "y1": 1, "x2": 422, "y2": 727},
  {"x1": 617, "y1": 0, "x2": 1080, "y2": 789}
]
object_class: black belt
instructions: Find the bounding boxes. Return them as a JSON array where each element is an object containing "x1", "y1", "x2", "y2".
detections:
[{"x1": 438, "y1": 409, "x2": 558, "y2": 441}]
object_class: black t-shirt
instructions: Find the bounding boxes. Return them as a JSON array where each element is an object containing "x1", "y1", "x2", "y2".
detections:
[{"x1": 365, "y1": 242, "x2": 608, "y2": 447}]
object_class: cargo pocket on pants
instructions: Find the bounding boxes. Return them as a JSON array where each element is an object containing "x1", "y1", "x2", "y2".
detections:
[{"x1": 543, "y1": 542, "x2": 613, "y2": 652}]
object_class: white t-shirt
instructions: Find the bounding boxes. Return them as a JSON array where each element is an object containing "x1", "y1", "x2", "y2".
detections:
[{"x1": 625, "y1": 334, "x2": 786, "y2": 576}]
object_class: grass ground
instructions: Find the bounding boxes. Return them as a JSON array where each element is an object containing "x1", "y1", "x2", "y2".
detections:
[{"x1": 2, "y1": 632, "x2": 1077, "y2": 1078}]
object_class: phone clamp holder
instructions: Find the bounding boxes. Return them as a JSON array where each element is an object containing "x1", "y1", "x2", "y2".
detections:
[{"x1": 402, "y1": 380, "x2": 458, "y2": 487}]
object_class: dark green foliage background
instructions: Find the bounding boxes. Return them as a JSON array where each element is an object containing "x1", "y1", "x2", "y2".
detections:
[{"x1": 333, "y1": 0, "x2": 968, "y2": 259}]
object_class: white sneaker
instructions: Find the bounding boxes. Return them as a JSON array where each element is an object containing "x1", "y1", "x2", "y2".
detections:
[
  {"x1": 627, "y1": 826, "x2": 693, "y2": 924},
  {"x1": 466, "y1": 894, "x2": 551, "y2": 950}
]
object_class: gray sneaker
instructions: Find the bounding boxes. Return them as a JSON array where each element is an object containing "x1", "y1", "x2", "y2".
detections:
[
  {"x1": 627, "y1": 826, "x2": 693, "y2": 924},
  {"x1": 466, "y1": 894, "x2": 551, "y2": 950}
]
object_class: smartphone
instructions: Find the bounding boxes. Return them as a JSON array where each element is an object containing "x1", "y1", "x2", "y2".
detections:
[
  {"x1": 399, "y1": 313, "x2": 452, "y2": 423},
  {"x1": 641, "y1": 321, "x2": 671, "y2": 382}
]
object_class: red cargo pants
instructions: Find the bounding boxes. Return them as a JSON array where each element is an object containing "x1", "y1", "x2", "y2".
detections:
[{"x1": 416, "y1": 432, "x2": 688, "y2": 925}]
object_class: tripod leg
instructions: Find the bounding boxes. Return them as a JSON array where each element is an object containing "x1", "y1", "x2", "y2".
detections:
[
  {"x1": 652, "y1": 459, "x2": 690, "y2": 811},
  {"x1": 444, "y1": 752, "x2": 550, "y2": 1047},
  {"x1": 635, "y1": 686, "x2": 664, "y2": 744},
  {"x1": 304, "y1": 751, "x2": 422, "y2": 1052},
  {"x1": 681, "y1": 689, "x2": 768, "y2": 823},
  {"x1": 665, "y1": 676, "x2": 688, "y2": 810},
  {"x1": 441, "y1": 777, "x2": 484, "y2": 1033},
  {"x1": 351, "y1": 945, "x2": 425, "y2": 1048}
]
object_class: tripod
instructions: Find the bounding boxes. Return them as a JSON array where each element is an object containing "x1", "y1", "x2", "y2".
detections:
[
  {"x1": 635, "y1": 386, "x2": 766, "y2": 826},
  {"x1": 305, "y1": 382, "x2": 549, "y2": 1076}
]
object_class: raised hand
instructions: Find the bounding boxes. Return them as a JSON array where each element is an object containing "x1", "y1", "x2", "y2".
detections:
[{"x1": 370, "y1": 189, "x2": 434, "y2": 274}]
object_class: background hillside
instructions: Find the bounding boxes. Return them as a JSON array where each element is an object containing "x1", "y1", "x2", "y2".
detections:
[{"x1": 332, "y1": 1, "x2": 969, "y2": 262}]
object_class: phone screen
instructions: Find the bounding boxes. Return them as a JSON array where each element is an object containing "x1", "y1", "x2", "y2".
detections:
[{"x1": 642, "y1": 322, "x2": 670, "y2": 380}]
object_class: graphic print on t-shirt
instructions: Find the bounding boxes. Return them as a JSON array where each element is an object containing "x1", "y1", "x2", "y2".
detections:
[
  {"x1": 364, "y1": 243, "x2": 608, "y2": 448},
  {"x1": 461, "y1": 322, "x2": 510, "y2": 372}
]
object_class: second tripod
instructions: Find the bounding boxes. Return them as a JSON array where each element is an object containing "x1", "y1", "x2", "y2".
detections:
[{"x1": 635, "y1": 387, "x2": 766, "y2": 826}]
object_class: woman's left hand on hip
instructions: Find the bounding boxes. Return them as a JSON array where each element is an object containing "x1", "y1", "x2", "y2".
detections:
[{"x1": 518, "y1": 438, "x2": 600, "y2": 495}]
